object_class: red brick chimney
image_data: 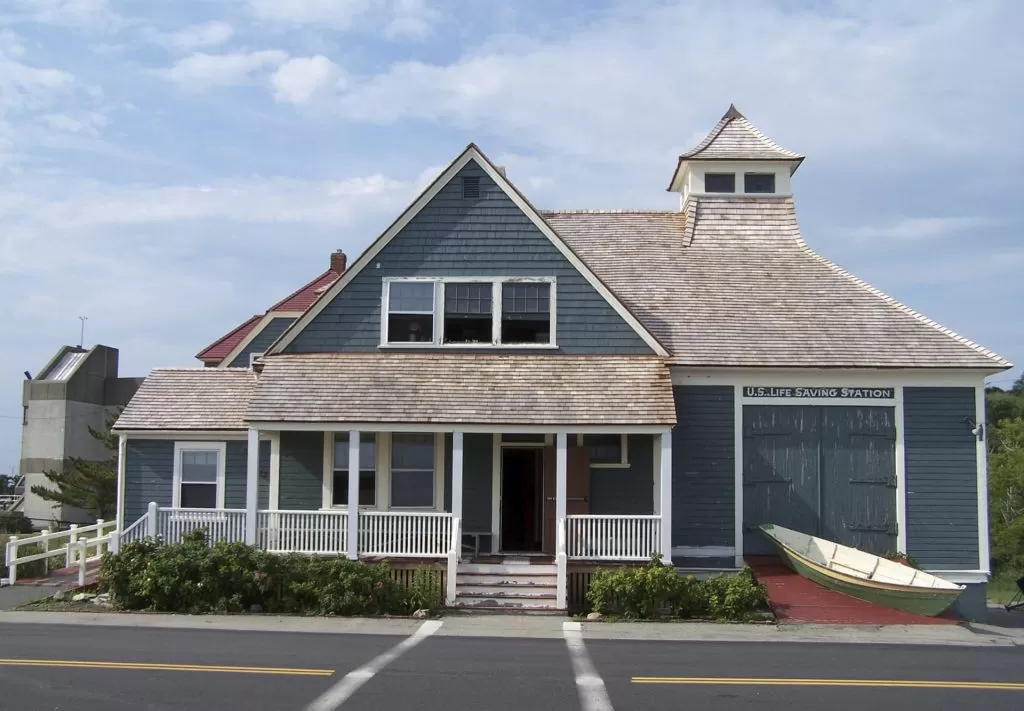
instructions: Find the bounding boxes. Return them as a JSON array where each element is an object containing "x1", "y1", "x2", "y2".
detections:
[{"x1": 330, "y1": 250, "x2": 347, "y2": 274}]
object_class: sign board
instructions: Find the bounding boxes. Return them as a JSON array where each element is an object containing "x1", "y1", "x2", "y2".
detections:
[{"x1": 742, "y1": 386, "x2": 895, "y2": 399}]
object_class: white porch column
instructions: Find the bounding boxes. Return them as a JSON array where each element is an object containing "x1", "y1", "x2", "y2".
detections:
[
  {"x1": 244, "y1": 427, "x2": 260, "y2": 545},
  {"x1": 347, "y1": 430, "x2": 360, "y2": 560},
  {"x1": 452, "y1": 432, "x2": 464, "y2": 536},
  {"x1": 659, "y1": 430, "x2": 673, "y2": 564},
  {"x1": 555, "y1": 432, "x2": 568, "y2": 609}
]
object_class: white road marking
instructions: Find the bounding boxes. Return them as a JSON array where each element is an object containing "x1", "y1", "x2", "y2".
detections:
[
  {"x1": 563, "y1": 621, "x2": 614, "y2": 711},
  {"x1": 302, "y1": 620, "x2": 443, "y2": 711}
]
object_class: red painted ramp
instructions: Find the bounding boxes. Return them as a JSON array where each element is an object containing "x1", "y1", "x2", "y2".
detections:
[{"x1": 746, "y1": 556, "x2": 959, "y2": 625}]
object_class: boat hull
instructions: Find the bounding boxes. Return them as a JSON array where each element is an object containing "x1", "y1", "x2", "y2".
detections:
[{"x1": 767, "y1": 535, "x2": 962, "y2": 617}]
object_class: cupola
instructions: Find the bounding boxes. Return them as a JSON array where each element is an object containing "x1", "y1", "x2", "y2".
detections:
[{"x1": 667, "y1": 105, "x2": 803, "y2": 206}]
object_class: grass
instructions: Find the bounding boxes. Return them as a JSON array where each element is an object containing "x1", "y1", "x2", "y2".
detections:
[{"x1": 987, "y1": 572, "x2": 1022, "y2": 606}]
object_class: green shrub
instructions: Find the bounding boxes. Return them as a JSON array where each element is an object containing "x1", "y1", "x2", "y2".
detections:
[
  {"x1": 586, "y1": 559, "x2": 768, "y2": 621},
  {"x1": 403, "y1": 567, "x2": 444, "y2": 613},
  {"x1": 0, "y1": 511, "x2": 34, "y2": 534}
]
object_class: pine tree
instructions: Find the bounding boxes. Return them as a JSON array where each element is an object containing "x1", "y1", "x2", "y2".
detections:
[{"x1": 31, "y1": 409, "x2": 120, "y2": 520}]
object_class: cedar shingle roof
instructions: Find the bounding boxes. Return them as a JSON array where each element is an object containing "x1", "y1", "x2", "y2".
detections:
[
  {"x1": 543, "y1": 198, "x2": 1010, "y2": 369},
  {"x1": 680, "y1": 105, "x2": 803, "y2": 162},
  {"x1": 247, "y1": 353, "x2": 676, "y2": 425},
  {"x1": 114, "y1": 369, "x2": 256, "y2": 430}
]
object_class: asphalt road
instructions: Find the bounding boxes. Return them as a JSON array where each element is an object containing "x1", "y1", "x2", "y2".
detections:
[{"x1": 1, "y1": 622, "x2": 1024, "y2": 711}]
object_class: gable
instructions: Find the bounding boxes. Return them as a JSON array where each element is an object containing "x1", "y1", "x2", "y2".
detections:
[
  {"x1": 282, "y1": 159, "x2": 656, "y2": 355},
  {"x1": 227, "y1": 316, "x2": 296, "y2": 367}
]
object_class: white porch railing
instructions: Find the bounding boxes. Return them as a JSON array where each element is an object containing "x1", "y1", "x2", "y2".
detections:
[
  {"x1": 358, "y1": 511, "x2": 453, "y2": 558},
  {"x1": 566, "y1": 514, "x2": 662, "y2": 561},
  {"x1": 155, "y1": 507, "x2": 247, "y2": 544},
  {"x1": 257, "y1": 510, "x2": 348, "y2": 554},
  {"x1": 3, "y1": 518, "x2": 118, "y2": 586}
]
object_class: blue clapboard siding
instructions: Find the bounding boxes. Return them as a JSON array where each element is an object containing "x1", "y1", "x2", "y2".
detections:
[
  {"x1": 278, "y1": 431, "x2": 324, "y2": 510},
  {"x1": 590, "y1": 434, "x2": 654, "y2": 514},
  {"x1": 285, "y1": 160, "x2": 652, "y2": 355},
  {"x1": 672, "y1": 386, "x2": 735, "y2": 549},
  {"x1": 123, "y1": 440, "x2": 174, "y2": 524},
  {"x1": 224, "y1": 440, "x2": 271, "y2": 510},
  {"x1": 227, "y1": 317, "x2": 296, "y2": 368},
  {"x1": 904, "y1": 387, "x2": 980, "y2": 569},
  {"x1": 462, "y1": 433, "x2": 493, "y2": 533}
]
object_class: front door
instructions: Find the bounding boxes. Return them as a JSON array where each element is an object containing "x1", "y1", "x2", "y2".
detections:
[
  {"x1": 500, "y1": 447, "x2": 544, "y2": 552},
  {"x1": 542, "y1": 444, "x2": 590, "y2": 554}
]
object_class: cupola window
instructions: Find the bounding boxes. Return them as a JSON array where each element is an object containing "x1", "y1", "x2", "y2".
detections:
[
  {"x1": 744, "y1": 173, "x2": 776, "y2": 194},
  {"x1": 704, "y1": 173, "x2": 735, "y2": 193}
]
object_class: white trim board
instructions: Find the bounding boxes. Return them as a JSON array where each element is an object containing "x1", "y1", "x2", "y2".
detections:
[
  {"x1": 115, "y1": 431, "x2": 271, "y2": 441},
  {"x1": 217, "y1": 311, "x2": 303, "y2": 369},
  {"x1": 975, "y1": 384, "x2": 990, "y2": 574},
  {"x1": 672, "y1": 368, "x2": 989, "y2": 388},
  {"x1": 253, "y1": 422, "x2": 673, "y2": 434},
  {"x1": 266, "y1": 144, "x2": 667, "y2": 357}
]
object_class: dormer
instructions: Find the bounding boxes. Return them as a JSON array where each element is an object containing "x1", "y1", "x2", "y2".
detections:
[{"x1": 667, "y1": 105, "x2": 804, "y2": 207}]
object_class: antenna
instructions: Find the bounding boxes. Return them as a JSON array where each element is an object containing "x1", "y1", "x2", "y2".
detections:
[{"x1": 78, "y1": 316, "x2": 88, "y2": 348}]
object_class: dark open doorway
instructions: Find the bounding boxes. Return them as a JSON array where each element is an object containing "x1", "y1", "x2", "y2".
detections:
[{"x1": 500, "y1": 447, "x2": 544, "y2": 552}]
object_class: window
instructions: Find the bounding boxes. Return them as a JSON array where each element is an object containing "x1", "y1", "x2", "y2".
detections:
[
  {"x1": 462, "y1": 175, "x2": 481, "y2": 199},
  {"x1": 704, "y1": 173, "x2": 736, "y2": 193},
  {"x1": 580, "y1": 434, "x2": 628, "y2": 467},
  {"x1": 387, "y1": 281, "x2": 435, "y2": 343},
  {"x1": 332, "y1": 434, "x2": 377, "y2": 507},
  {"x1": 390, "y1": 434, "x2": 436, "y2": 508},
  {"x1": 383, "y1": 278, "x2": 555, "y2": 348},
  {"x1": 443, "y1": 282, "x2": 493, "y2": 344},
  {"x1": 173, "y1": 443, "x2": 225, "y2": 509},
  {"x1": 744, "y1": 173, "x2": 776, "y2": 194},
  {"x1": 501, "y1": 282, "x2": 552, "y2": 344}
]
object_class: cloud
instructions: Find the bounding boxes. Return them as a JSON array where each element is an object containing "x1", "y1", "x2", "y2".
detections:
[
  {"x1": 40, "y1": 112, "x2": 109, "y2": 136},
  {"x1": 246, "y1": 0, "x2": 437, "y2": 38},
  {"x1": 303, "y1": 0, "x2": 1022, "y2": 166},
  {"x1": 161, "y1": 21, "x2": 235, "y2": 52},
  {"x1": 5, "y1": 0, "x2": 122, "y2": 30},
  {"x1": 163, "y1": 50, "x2": 288, "y2": 91},
  {"x1": 270, "y1": 55, "x2": 343, "y2": 104},
  {"x1": 848, "y1": 217, "x2": 1001, "y2": 242}
]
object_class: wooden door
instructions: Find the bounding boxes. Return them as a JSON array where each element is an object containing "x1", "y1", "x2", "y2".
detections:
[{"x1": 542, "y1": 444, "x2": 590, "y2": 554}]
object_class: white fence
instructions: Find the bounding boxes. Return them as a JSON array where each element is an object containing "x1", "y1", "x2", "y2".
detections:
[
  {"x1": 155, "y1": 507, "x2": 247, "y2": 544},
  {"x1": 257, "y1": 510, "x2": 348, "y2": 554},
  {"x1": 566, "y1": 514, "x2": 661, "y2": 561},
  {"x1": 358, "y1": 511, "x2": 453, "y2": 558},
  {"x1": 2, "y1": 519, "x2": 118, "y2": 586}
]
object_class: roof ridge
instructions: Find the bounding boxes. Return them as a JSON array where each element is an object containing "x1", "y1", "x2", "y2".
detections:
[
  {"x1": 195, "y1": 314, "x2": 261, "y2": 360},
  {"x1": 151, "y1": 367, "x2": 254, "y2": 372},
  {"x1": 268, "y1": 268, "x2": 337, "y2": 312},
  {"x1": 792, "y1": 231, "x2": 1012, "y2": 368},
  {"x1": 541, "y1": 209, "x2": 679, "y2": 214}
]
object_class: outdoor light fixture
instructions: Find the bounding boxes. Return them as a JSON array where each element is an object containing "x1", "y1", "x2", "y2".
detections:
[{"x1": 963, "y1": 417, "x2": 985, "y2": 442}]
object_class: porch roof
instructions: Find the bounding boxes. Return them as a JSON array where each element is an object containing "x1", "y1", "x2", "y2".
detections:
[
  {"x1": 247, "y1": 353, "x2": 676, "y2": 426},
  {"x1": 114, "y1": 368, "x2": 256, "y2": 431}
]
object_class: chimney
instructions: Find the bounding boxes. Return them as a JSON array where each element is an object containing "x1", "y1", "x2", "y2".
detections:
[{"x1": 330, "y1": 250, "x2": 347, "y2": 274}]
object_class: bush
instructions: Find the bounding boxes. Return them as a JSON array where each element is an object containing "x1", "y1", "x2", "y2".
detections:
[
  {"x1": 404, "y1": 567, "x2": 444, "y2": 613},
  {"x1": 99, "y1": 530, "x2": 426, "y2": 616},
  {"x1": 586, "y1": 556, "x2": 768, "y2": 621},
  {"x1": 0, "y1": 510, "x2": 34, "y2": 534}
]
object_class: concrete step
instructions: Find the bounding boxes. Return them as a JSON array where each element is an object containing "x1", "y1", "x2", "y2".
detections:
[
  {"x1": 456, "y1": 572, "x2": 556, "y2": 586},
  {"x1": 453, "y1": 593, "x2": 558, "y2": 609},
  {"x1": 457, "y1": 583, "x2": 557, "y2": 598},
  {"x1": 446, "y1": 604, "x2": 564, "y2": 616},
  {"x1": 458, "y1": 563, "x2": 557, "y2": 575}
]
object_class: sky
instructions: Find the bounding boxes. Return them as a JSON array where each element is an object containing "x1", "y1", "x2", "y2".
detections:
[{"x1": 1, "y1": 0, "x2": 1021, "y2": 475}]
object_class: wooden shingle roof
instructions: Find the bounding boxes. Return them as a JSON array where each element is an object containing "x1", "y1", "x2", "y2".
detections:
[{"x1": 114, "y1": 368, "x2": 256, "y2": 431}]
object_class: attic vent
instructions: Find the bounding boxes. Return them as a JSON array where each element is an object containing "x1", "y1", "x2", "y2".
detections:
[{"x1": 462, "y1": 176, "x2": 481, "y2": 199}]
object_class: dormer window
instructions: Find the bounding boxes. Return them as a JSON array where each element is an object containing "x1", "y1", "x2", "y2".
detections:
[
  {"x1": 744, "y1": 173, "x2": 776, "y2": 194},
  {"x1": 382, "y1": 277, "x2": 556, "y2": 348},
  {"x1": 704, "y1": 173, "x2": 735, "y2": 193}
]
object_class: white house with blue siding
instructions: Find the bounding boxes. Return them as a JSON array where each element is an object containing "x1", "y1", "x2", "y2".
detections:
[{"x1": 112, "y1": 106, "x2": 1010, "y2": 617}]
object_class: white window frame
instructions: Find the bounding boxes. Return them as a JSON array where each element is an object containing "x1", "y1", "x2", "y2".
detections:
[
  {"x1": 172, "y1": 441, "x2": 227, "y2": 509},
  {"x1": 380, "y1": 276, "x2": 557, "y2": 349},
  {"x1": 249, "y1": 352, "x2": 263, "y2": 366},
  {"x1": 388, "y1": 432, "x2": 445, "y2": 511},
  {"x1": 324, "y1": 433, "x2": 379, "y2": 509},
  {"x1": 577, "y1": 433, "x2": 629, "y2": 468}
]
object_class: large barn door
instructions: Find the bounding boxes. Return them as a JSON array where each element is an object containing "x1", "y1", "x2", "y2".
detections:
[
  {"x1": 742, "y1": 406, "x2": 821, "y2": 555},
  {"x1": 820, "y1": 407, "x2": 897, "y2": 555}
]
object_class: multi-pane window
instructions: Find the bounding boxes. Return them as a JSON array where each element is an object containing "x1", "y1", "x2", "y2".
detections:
[
  {"x1": 443, "y1": 282, "x2": 493, "y2": 344},
  {"x1": 501, "y1": 282, "x2": 551, "y2": 344},
  {"x1": 332, "y1": 434, "x2": 377, "y2": 507},
  {"x1": 177, "y1": 449, "x2": 220, "y2": 508},
  {"x1": 387, "y1": 281, "x2": 434, "y2": 343},
  {"x1": 390, "y1": 434, "x2": 435, "y2": 508},
  {"x1": 744, "y1": 173, "x2": 776, "y2": 194},
  {"x1": 581, "y1": 434, "x2": 628, "y2": 467},
  {"x1": 704, "y1": 173, "x2": 736, "y2": 193}
]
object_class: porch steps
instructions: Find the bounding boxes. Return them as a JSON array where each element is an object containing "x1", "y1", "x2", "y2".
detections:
[{"x1": 449, "y1": 561, "x2": 561, "y2": 613}]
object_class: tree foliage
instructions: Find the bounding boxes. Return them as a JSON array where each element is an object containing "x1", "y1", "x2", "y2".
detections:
[
  {"x1": 31, "y1": 409, "x2": 120, "y2": 520},
  {"x1": 987, "y1": 374, "x2": 1024, "y2": 575}
]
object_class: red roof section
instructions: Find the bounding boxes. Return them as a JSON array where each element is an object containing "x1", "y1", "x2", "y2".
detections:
[
  {"x1": 269, "y1": 269, "x2": 340, "y2": 312},
  {"x1": 196, "y1": 314, "x2": 262, "y2": 362}
]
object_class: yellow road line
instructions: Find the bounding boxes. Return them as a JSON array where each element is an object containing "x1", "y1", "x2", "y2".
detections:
[
  {"x1": 0, "y1": 659, "x2": 334, "y2": 676},
  {"x1": 631, "y1": 677, "x2": 1024, "y2": 691}
]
